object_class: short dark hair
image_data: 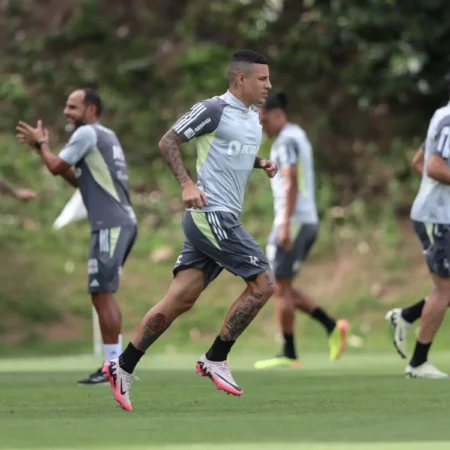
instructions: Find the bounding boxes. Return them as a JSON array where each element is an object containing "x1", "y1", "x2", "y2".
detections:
[
  {"x1": 83, "y1": 88, "x2": 103, "y2": 116},
  {"x1": 230, "y1": 50, "x2": 268, "y2": 65},
  {"x1": 263, "y1": 91, "x2": 288, "y2": 111}
]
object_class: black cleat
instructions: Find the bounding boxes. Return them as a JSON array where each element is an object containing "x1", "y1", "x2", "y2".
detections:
[{"x1": 77, "y1": 367, "x2": 109, "y2": 386}]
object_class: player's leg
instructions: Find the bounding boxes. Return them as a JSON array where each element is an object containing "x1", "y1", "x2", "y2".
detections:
[
  {"x1": 291, "y1": 288, "x2": 347, "y2": 361},
  {"x1": 103, "y1": 267, "x2": 206, "y2": 410},
  {"x1": 254, "y1": 277, "x2": 300, "y2": 369},
  {"x1": 102, "y1": 227, "x2": 221, "y2": 410},
  {"x1": 197, "y1": 269, "x2": 275, "y2": 395},
  {"x1": 386, "y1": 221, "x2": 430, "y2": 359},
  {"x1": 79, "y1": 226, "x2": 135, "y2": 386},
  {"x1": 405, "y1": 279, "x2": 448, "y2": 378},
  {"x1": 405, "y1": 224, "x2": 450, "y2": 378},
  {"x1": 274, "y1": 278, "x2": 297, "y2": 359},
  {"x1": 186, "y1": 211, "x2": 273, "y2": 393}
]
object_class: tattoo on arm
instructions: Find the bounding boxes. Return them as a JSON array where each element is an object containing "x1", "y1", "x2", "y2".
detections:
[
  {"x1": 220, "y1": 292, "x2": 264, "y2": 341},
  {"x1": 135, "y1": 313, "x2": 171, "y2": 352},
  {"x1": 159, "y1": 129, "x2": 191, "y2": 185},
  {"x1": 0, "y1": 177, "x2": 16, "y2": 197}
]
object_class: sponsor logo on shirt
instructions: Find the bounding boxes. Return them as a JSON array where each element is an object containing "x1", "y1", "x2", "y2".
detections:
[{"x1": 194, "y1": 118, "x2": 211, "y2": 133}]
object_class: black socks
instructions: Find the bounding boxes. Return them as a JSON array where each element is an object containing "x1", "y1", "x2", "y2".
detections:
[
  {"x1": 311, "y1": 307, "x2": 336, "y2": 335},
  {"x1": 409, "y1": 340, "x2": 432, "y2": 368},
  {"x1": 119, "y1": 342, "x2": 144, "y2": 374},
  {"x1": 205, "y1": 336, "x2": 235, "y2": 361},
  {"x1": 401, "y1": 299, "x2": 425, "y2": 324}
]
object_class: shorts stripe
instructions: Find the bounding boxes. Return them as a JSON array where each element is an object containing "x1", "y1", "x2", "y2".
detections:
[
  {"x1": 191, "y1": 212, "x2": 221, "y2": 249},
  {"x1": 207, "y1": 212, "x2": 228, "y2": 241}
]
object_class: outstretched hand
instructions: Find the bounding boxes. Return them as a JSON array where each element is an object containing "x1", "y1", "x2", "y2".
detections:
[
  {"x1": 14, "y1": 188, "x2": 37, "y2": 201},
  {"x1": 16, "y1": 120, "x2": 49, "y2": 148}
]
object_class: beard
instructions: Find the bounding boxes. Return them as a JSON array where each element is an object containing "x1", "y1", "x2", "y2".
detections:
[{"x1": 65, "y1": 118, "x2": 85, "y2": 133}]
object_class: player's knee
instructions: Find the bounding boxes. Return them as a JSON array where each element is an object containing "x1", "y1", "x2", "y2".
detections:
[
  {"x1": 167, "y1": 283, "x2": 203, "y2": 314},
  {"x1": 247, "y1": 271, "x2": 275, "y2": 298}
]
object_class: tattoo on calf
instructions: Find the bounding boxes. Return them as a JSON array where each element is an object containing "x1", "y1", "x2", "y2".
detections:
[
  {"x1": 159, "y1": 129, "x2": 190, "y2": 185},
  {"x1": 136, "y1": 313, "x2": 171, "y2": 352},
  {"x1": 220, "y1": 293, "x2": 264, "y2": 341}
]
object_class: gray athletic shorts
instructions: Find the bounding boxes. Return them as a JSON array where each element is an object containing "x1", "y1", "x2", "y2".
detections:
[
  {"x1": 266, "y1": 223, "x2": 318, "y2": 279},
  {"x1": 413, "y1": 220, "x2": 450, "y2": 278},
  {"x1": 88, "y1": 224, "x2": 137, "y2": 293},
  {"x1": 173, "y1": 211, "x2": 270, "y2": 287}
]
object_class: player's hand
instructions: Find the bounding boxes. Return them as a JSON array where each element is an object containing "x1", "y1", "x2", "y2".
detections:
[
  {"x1": 14, "y1": 188, "x2": 37, "y2": 201},
  {"x1": 181, "y1": 180, "x2": 208, "y2": 209},
  {"x1": 260, "y1": 159, "x2": 278, "y2": 178},
  {"x1": 278, "y1": 222, "x2": 293, "y2": 251},
  {"x1": 16, "y1": 120, "x2": 49, "y2": 148}
]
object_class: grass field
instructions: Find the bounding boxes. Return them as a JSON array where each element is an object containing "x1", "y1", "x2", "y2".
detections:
[{"x1": 2, "y1": 351, "x2": 450, "y2": 450}]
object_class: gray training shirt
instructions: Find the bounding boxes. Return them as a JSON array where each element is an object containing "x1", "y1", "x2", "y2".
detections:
[
  {"x1": 171, "y1": 90, "x2": 263, "y2": 218},
  {"x1": 269, "y1": 123, "x2": 318, "y2": 225},
  {"x1": 59, "y1": 122, "x2": 137, "y2": 230},
  {"x1": 411, "y1": 104, "x2": 450, "y2": 224}
]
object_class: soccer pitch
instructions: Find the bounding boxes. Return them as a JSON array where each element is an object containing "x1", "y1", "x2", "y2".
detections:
[{"x1": 1, "y1": 352, "x2": 450, "y2": 450}]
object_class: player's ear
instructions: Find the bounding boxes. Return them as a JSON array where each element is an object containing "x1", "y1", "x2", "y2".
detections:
[{"x1": 236, "y1": 72, "x2": 245, "y2": 86}]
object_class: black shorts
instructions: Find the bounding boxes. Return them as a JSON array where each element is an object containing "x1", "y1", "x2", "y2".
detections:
[
  {"x1": 88, "y1": 224, "x2": 137, "y2": 293},
  {"x1": 266, "y1": 223, "x2": 318, "y2": 279},
  {"x1": 173, "y1": 211, "x2": 271, "y2": 287},
  {"x1": 413, "y1": 220, "x2": 450, "y2": 278}
]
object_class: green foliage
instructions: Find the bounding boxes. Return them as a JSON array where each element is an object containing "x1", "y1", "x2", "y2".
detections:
[{"x1": 1, "y1": 0, "x2": 450, "y2": 344}]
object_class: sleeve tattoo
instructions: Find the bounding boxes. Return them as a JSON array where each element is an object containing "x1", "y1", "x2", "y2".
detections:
[{"x1": 159, "y1": 129, "x2": 191, "y2": 185}]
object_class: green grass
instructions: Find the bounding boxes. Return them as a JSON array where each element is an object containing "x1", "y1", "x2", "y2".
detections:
[{"x1": 2, "y1": 352, "x2": 450, "y2": 449}]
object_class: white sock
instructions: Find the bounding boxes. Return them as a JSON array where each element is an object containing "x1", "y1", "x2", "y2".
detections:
[
  {"x1": 118, "y1": 334, "x2": 123, "y2": 350},
  {"x1": 104, "y1": 340, "x2": 122, "y2": 362}
]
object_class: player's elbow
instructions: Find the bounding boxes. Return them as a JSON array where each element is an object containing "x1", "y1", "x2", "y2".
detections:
[
  {"x1": 158, "y1": 139, "x2": 167, "y2": 155},
  {"x1": 426, "y1": 155, "x2": 441, "y2": 179},
  {"x1": 49, "y1": 165, "x2": 62, "y2": 176}
]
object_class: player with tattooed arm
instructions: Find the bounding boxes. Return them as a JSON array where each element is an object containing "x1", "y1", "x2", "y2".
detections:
[{"x1": 102, "y1": 50, "x2": 277, "y2": 411}]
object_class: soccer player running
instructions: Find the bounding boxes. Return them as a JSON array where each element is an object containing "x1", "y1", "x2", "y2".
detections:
[
  {"x1": 16, "y1": 89, "x2": 137, "y2": 385},
  {"x1": 0, "y1": 176, "x2": 36, "y2": 201},
  {"x1": 102, "y1": 50, "x2": 277, "y2": 411},
  {"x1": 255, "y1": 92, "x2": 348, "y2": 369},
  {"x1": 386, "y1": 98, "x2": 450, "y2": 378}
]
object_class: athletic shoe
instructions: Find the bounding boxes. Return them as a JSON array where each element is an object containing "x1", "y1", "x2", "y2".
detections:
[
  {"x1": 77, "y1": 367, "x2": 108, "y2": 386},
  {"x1": 385, "y1": 308, "x2": 410, "y2": 359},
  {"x1": 254, "y1": 355, "x2": 300, "y2": 370},
  {"x1": 102, "y1": 359, "x2": 138, "y2": 411},
  {"x1": 328, "y1": 319, "x2": 349, "y2": 361},
  {"x1": 405, "y1": 362, "x2": 449, "y2": 379},
  {"x1": 196, "y1": 354, "x2": 243, "y2": 396}
]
